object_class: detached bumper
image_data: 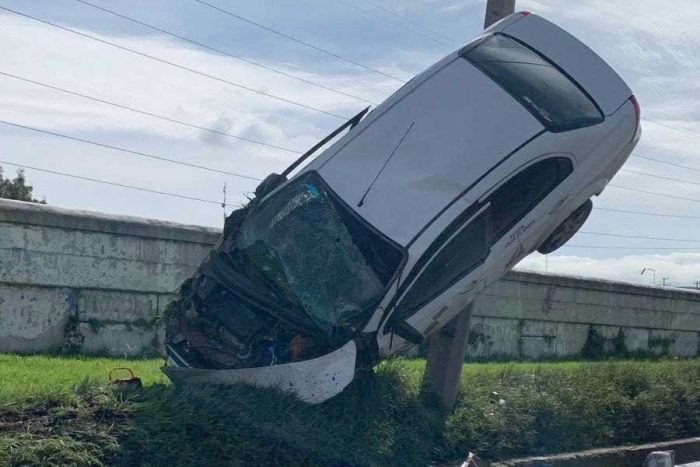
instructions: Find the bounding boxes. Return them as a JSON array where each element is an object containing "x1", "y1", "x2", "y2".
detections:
[{"x1": 163, "y1": 340, "x2": 357, "y2": 404}]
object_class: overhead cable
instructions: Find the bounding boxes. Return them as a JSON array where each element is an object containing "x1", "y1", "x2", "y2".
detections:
[
  {"x1": 0, "y1": 71, "x2": 303, "y2": 155},
  {"x1": 0, "y1": 119, "x2": 263, "y2": 181},
  {"x1": 333, "y1": 0, "x2": 453, "y2": 47},
  {"x1": 0, "y1": 6, "x2": 349, "y2": 120},
  {"x1": 620, "y1": 168, "x2": 700, "y2": 187},
  {"x1": 642, "y1": 117, "x2": 700, "y2": 139},
  {"x1": 594, "y1": 207, "x2": 700, "y2": 220},
  {"x1": 562, "y1": 245, "x2": 700, "y2": 250},
  {"x1": 193, "y1": 0, "x2": 407, "y2": 82},
  {"x1": 359, "y1": 0, "x2": 459, "y2": 44},
  {"x1": 608, "y1": 184, "x2": 700, "y2": 204},
  {"x1": 580, "y1": 231, "x2": 700, "y2": 244},
  {"x1": 631, "y1": 153, "x2": 700, "y2": 173},
  {"x1": 74, "y1": 0, "x2": 378, "y2": 105},
  {"x1": 0, "y1": 159, "x2": 228, "y2": 205}
]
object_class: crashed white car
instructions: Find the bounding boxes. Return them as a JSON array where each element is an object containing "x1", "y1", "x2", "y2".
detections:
[{"x1": 164, "y1": 12, "x2": 641, "y2": 403}]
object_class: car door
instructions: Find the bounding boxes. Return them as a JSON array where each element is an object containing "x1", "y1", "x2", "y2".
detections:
[
  {"x1": 380, "y1": 156, "x2": 574, "y2": 352},
  {"x1": 382, "y1": 204, "x2": 492, "y2": 345},
  {"x1": 482, "y1": 155, "x2": 574, "y2": 285}
]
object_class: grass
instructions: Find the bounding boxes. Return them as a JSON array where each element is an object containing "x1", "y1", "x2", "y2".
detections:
[
  {"x1": 0, "y1": 354, "x2": 164, "y2": 402},
  {"x1": 3, "y1": 355, "x2": 700, "y2": 466}
]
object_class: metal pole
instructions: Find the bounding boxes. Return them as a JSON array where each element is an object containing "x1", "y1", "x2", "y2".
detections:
[{"x1": 421, "y1": 0, "x2": 516, "y2": 411}]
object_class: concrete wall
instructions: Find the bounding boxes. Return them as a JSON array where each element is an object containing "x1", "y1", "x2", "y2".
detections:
[
  {"x1": 0, "y1": 198, "x2": 218, "y2": 356},
  {"x1": 1, "y1": 198, "x2": 699, "y2": 358},
  {"x1": 468, "y1": 271, "x2": 700, "y2": 359}
]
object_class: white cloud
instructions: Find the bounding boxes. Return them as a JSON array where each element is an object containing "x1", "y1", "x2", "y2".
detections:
[
  {"x1": 0, "y1": 12, "x2": 400, "y2": 157},
  {"x1": 0, "y1": 10, "x2": 416, "y2": 226},
  {"x1": 517, "y1": 251, "x2": 700, "y2": 288}
]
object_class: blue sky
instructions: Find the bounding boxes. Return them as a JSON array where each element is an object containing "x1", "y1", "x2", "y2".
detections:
[{"x1": 2, "y1": 0, "x2": 700, "y2": 286}]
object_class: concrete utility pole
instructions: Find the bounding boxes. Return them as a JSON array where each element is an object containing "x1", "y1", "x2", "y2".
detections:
[
  {"x1": 484, "y1": 0, "x2": 516, "y2": 28},
  {"x1": 420, "y1": 0, "x2": 515, "y2": 411}
]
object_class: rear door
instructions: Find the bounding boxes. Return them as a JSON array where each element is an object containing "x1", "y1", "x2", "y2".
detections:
[{"x1": 382, "y1": 156, "x2": 574, "y2": 342}]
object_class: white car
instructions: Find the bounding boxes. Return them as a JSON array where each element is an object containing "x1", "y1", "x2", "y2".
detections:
[{"x1": 164, "y1": 12, "x2": 641, "y2": 403}]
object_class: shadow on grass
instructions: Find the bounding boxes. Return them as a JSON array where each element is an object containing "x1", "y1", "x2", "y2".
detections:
[{"x1": 113, "y1": 362, "x2": 448, "y2": 467}]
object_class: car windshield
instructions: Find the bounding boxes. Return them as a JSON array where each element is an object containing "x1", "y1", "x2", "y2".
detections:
[
  {"x1": 237, "y1": 171, "x2": 404, "y2": 334},
  {"x1": 462, "y1": 34, "x2": 604, "y2": 132}
]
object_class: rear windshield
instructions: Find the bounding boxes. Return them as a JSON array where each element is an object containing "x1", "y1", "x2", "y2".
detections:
[{"x1": 462, "y1": 34, "x2": 604, "y2": 132}]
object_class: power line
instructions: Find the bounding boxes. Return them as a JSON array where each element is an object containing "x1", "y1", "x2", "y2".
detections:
[
  {"x1": 0, "y1": 159, "x2": 226, "y2": 206},
  {"x1": 358, "y1": 0, "x2": 459, "y2": 44},
  {"x1": 0, "y1": 119, "x2": 263, "y2": 181},
  {"x1": 580, "y1": 231, "x2": 700, "y2": 244},
  {"x1": 0, "y1": 71, "x2": 303, "y2": 155},
  {"x1": 73, "y1": 0, "x2": 378, "y2": 106},
  {"x1": 642, "y1": 117, "x2": 700, "y2": 139},
  {"x1": 620, "y1": 168, "x2": 700, "y2": 187},
  {"x1": 0, "y1": 6, "x2": 349, "y2": 121},
  {"x1": 562, "y1": 245, "x2": 700, "y2": 250},
  {"x1": 631, "y1": 153, "x2": 700, "y2": 173},
  {"x1": 193, "y1": 0, "x2": 407, "y2": 83},
  {"x1": 594, "y1": 207, "x2": 700, "y2": 220},
  {"x1": 608, "y1": 184, "x2": 700, "y2": 204},
  {"x1": 333, "y1": 0, "x2": 453, "y2": 47}
]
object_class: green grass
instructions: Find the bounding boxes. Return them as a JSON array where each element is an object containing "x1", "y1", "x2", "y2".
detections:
[
  {"x1": 3, "y1": 355, "x2": 700, "y2": 466},
  {"x1": 0, "y1": 354, "x2": 164, "y2": 402}
]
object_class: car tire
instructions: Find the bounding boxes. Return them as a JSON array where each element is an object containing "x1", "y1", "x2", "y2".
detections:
[{"x1": 537, "y1": 199, "x2": 593, "y2": 255}]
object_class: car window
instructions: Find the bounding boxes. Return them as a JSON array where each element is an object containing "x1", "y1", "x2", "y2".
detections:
[
  {"x1": 391, "y1": 208, "x2": 490, "y2": 323},
  {"x1": 388, "y1": 157, "x2": 572, "y2": 328},
  {"x1": 462, "y1": 34, "x2": 604, "y2": 132},
  {"x1": 490, "y1": 157, "x2": 573, "y2": 241}
]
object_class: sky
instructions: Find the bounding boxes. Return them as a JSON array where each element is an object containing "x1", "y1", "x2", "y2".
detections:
[{"x1": 1, "y1": 0, "x2": 700, "y2": 287}]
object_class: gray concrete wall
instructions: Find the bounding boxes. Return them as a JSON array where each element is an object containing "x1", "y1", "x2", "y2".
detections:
[
  {"x1": 0, "y1": 198, "x2": 219, "y2": 356},
  {"x1": 468, "y1": 271, "x2": 700, "y2": 359},
  {"x1": 1, "y1": 198, "x2": 699, "y2": 358}
]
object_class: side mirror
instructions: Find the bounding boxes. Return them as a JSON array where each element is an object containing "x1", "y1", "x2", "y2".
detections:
[{"x1": 392, "y1": 321, "x2": 424, "y2": 345}]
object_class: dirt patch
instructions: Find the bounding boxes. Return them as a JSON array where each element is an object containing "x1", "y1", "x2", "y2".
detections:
[{"x1": 0, "y1": 388, "x2": 131, "y2": 467}]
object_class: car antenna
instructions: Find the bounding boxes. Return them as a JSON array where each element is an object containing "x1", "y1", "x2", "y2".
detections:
[
  {"x1": 281, "y1": 106, "x2": 370, "y2": 178},
  {"x1": 358, "y1": 121, "x2": 415, "y2": 207}
]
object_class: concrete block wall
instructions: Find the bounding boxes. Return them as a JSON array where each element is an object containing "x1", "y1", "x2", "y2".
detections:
[
  {"x1": 467, "y1": 271, "x2": 700, "y2": 359},
  {"x1": 1, "y1": 198, "x2": 699, "y2": 358},
  {"x1": 0, "y1": 199, "x2": 218, "y2": 356}
]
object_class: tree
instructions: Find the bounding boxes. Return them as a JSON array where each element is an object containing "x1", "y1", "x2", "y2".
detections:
[{"x1": 0, "y1": 167, "x2": 46, "y2": 204}]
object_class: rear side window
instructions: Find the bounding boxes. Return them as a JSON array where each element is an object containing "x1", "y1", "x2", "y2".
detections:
[
  {"x1": 490, "y1": 157, "x2": 573, "y2": 240},
  {"x1": 462, "y1": 34, "x2": 604, "y2": 132}
]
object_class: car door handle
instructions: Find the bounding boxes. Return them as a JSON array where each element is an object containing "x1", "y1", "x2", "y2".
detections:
[{"x1": 460, "y1": 278, "x2": 483, "y2": 295}]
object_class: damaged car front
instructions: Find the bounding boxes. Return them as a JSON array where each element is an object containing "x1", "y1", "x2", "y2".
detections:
[{"x1": 164, "y1": 171, "x2": 405, "y2": 403}]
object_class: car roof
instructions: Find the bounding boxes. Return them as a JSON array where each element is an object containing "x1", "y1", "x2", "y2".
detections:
[
  {"x1": 306, "y1": 54, "x2": 544, "y2": 247},
  {"x1": 299, "y1": 12, "x2": 631, "y2": 248}
]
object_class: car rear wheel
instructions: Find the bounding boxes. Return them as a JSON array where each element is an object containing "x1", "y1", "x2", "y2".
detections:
[{"x1": 537, "y1": 199, "x2": 593, "y2": 254}]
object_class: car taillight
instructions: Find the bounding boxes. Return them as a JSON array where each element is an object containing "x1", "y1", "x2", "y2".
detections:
[
  {"x1": 630, "y1": 95, "x2": 640, "y2": 141},
  {"x1": 520, "y1": 11, "x2": 532, "y2": 16}
]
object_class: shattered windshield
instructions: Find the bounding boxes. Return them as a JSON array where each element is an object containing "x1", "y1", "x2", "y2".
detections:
[{"x1": 238, "y1": 171, "x2": 404, "y2": 334}]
